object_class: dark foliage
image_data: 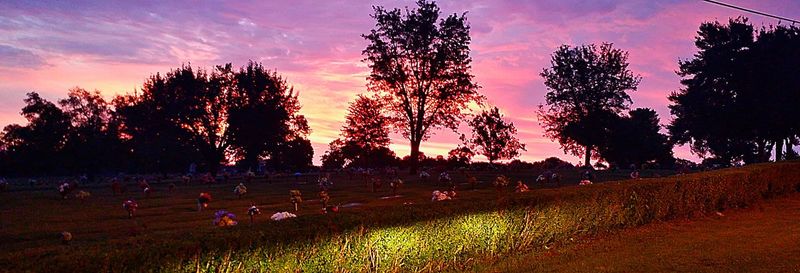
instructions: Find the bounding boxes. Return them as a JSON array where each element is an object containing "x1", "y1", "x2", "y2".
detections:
[
  {"x1": 539, "y1": 43, "x2": 641, "y2": 168},
  {"x1": 466, "y1": 107, "x2": 525, "y2": 164},
  {"x1": 322, "y1": 95, "x2": 396, "y2": 169},
  {"x1": 669, "y1": 18, "x2": 800, "y2": 164},
  {"x1": 363, "y1": 0, "x2": 483, "y2": 174},
  {"x1": 600, "y1": 108, "x2": 674, "y2": 169}
]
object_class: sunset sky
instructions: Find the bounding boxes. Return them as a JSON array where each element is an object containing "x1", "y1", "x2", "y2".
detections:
[{"x1": 1, "y1": 0, "x2": 798, "y2": 165}]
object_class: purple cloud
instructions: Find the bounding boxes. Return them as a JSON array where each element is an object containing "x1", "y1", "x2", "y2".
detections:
[{"x1": 0, "y1": 44, "x2": 46, "y2": 68}]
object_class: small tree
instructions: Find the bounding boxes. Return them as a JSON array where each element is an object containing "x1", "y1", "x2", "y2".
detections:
[
  {"x1": 467, "y1": 107, "x2": 526, "y2": 164},
  {"x1": 363, "y1": 0, "x2": 483, "y2": 174},
  {"x1": 447, "y1": 145, "x2": 474, "y2": 168},
  {"x1": 539, "y1": 43, "x2": 641, "y2": 167},
  {"x1": 323, "y1": 95, "x2": 395, "y2": 169}
]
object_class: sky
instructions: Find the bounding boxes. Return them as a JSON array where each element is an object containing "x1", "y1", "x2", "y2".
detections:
[{"x1": 1, "y1": 0, "x2": 799, "y2": 166}]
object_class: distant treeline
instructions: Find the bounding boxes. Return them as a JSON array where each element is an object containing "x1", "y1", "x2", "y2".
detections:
[{"x1": 0, "y1": 62, "x2": 311, "y2": 177}]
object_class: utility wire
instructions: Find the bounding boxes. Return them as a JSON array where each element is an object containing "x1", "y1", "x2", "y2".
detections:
[{"x1": 701, "y1": 0, "x2": 799, "y2": 24}]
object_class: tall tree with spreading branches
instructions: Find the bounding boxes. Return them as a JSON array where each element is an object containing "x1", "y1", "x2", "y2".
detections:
[
  {"x1": 228, "y1": 61, "x2": 309, "y2": 171},
  {"x1": 362, "y1": 0, "x2": 482, "y2": 174},
  {"x1": 539, "y1": 43, "x2": 641, "y2": 168}
]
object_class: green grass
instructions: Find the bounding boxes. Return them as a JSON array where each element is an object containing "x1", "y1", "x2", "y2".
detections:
[{"x1": 0, "y1": 163, "x2": 798, "y2": 272}]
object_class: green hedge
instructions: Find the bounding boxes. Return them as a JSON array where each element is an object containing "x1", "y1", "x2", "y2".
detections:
[{"x1": 8, "y1": 162, "x2": 800, "y2": 272}]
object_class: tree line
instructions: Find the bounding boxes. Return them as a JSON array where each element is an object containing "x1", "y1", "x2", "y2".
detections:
[
  {"x1": 0, "y1": 62, "x2": 311, "y2": 176},
  {"x1": 1, "y1": 1, "x2": 798, "y2": 177}
]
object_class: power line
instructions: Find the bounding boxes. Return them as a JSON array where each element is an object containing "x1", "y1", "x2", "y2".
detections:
[{"x1": 701, "y1": 0, "x2": 799, "y2": 24}]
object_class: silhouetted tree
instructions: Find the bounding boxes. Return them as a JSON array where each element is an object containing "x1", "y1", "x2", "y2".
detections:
[
  {"x1": 363, "y1": 0, "x2": 482, "y2": 174},
  {"x1": 0, "y1": 93, "x2": 71, "y2": 175},
  {"x1": 539, "y1": 43, "x2": 641, "y2": 168},
  {"x1": 115, "y1": 62, "x2": 310, "y2": 174},
  {"x1": 228, "y1": 61, "x2": 309, "y2": 171},
  {"x1": 59, "y1": 88, "x2": 125, "y2": 175},
  {"x1": 667, "y1": 18, "x2": 800, "y2": 164},
  {"x1": 322, "y1": 95, "x2": 395, "y2": 168},
  {"x1": 746, "y1": 24, "x2": 800, "y2": 161},
  {"x1": 268, "y1": 136, "x2": 313, "y2": 172},
  {"x1": 321, "y1": 139, "x2": 347, "y2": 170},
  {"x1": 114, "y1": 66, "x2": 211, "y2": 174},
  {"x1": 467, "y1": 107, "x2": 525, "y2": 164},
  {"x1": 600, "y1": 108, "x2": 673, "y2": 169},
  {"x1": 447, "y1": 145, "x2": 474, "y2": 168},
  {"x1": 115, "y1": 93, "x2": 185, "y2": 173}
]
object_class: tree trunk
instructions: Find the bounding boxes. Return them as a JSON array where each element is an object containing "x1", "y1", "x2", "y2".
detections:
[
  {"x1": 787, "y1": 138, "x2": 794, "y2": 158},
  {"x1": 775, "y1": 139, "x2": 784, "y2": 162},
  {"x1": 409, "y1": 140, "x2": 421, "y2": 175},
  {"x1": 584, "y1": 145, "x2": 592, "y2": 168},
  {"x1": 244, "y1": 149, "x2": 259, "y2": 173}
]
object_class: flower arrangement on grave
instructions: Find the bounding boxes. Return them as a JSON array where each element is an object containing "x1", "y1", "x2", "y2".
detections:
[
  {"x1": 493, "y1": 175, "x2": 511, "y2": 191},
  {"x1": 123, "y1": 199, "x2": 138, "y2": 218},
  {"x1": 431, "y1": 190, "x2": 456, "y2": 201},
  {"x1": 419, "y1": 170, "x2": 430, "y2": 180},
  {"x1": 247, "y1": 204, "x2": 261, "y2": 224},
  {"x1": 75, "y1": 190, "x2": 91, "y2": 200},
  {"x1": 58, "y1": 182, "x2": 72, "y2": 199},
  {"x1": 514, "y1": 181, "x2": 529, "y2": 193},
  {"x1": 197, "y1": 192, "x2": 212, "y2": 211},
  {"x1": 213, "y1": 210, "x2": 238, "y2": 227},
  {"x1": 389, "y1": 179, "x2": 403, "y2": 195},
  {"x1": 234, "y1": 183, "x2": 247, "y2": 198},
  {"x1": 322, "y1": 205, "x2": 339, "y2": 214},
  {"x1": 318, "y1": 190, "x2": 330, "y2": 208},
  {"x1": 181, "y1": 175, "x2": 191, "y2": 185},
  {"x1": 61, "y1": 231, "x2": 72, "y2": 245},
  {"x1": 439, "y1": 172, "x2": 451, "y2": 184},
  {"x1": 289, "y1": 190, "x2": 302, "y2": 211},
  {"x1": 551, "y1": 172, "x2": 561, "y2": 185},
  {"x1": 317, "y1": 173, "x2": 331, "y2": 189},
  {"x1": 270, "y1": 211, "x2": 297, "y2": 221}
]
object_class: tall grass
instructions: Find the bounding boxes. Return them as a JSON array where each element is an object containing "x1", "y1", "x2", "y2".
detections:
[{"x1": 6, "y1": 162, "x2": 800, "y2": 272}]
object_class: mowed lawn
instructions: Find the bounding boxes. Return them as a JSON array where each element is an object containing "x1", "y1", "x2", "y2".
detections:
[
  {"x1": 0, "y1": 169, "x2": 667, "y2": 257},
  {"x1": 474, "y1": 194, "x2": 800, "y2": 273}
]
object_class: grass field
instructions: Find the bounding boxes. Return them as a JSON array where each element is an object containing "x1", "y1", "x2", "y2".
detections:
[
  {"x1": 475, "y1": 194, "x2": 800, "y2": 273},
  {"x1": 0, "y1": 163, "x2": 797, "y2": 272}
]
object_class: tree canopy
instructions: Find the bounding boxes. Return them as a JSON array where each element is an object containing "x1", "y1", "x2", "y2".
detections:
[
  {"x1": 599, "y1": 108, "x2": 674, "y2": 169},
  {"x1": 363, "y1": 0, "x2": 482, "y2": 174},
  {"x1": 538, "y1": 43, "x2": 641, "y2": 168},
  {"x1": 466, "y1": 107, "x2": 526, "y2": 164},
  {"x1": 669, "y1": 18, "x2": 800, "y2": 165},
  {"x1": 322, "y1": 95, "x2": 396, "y2": 169}
]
